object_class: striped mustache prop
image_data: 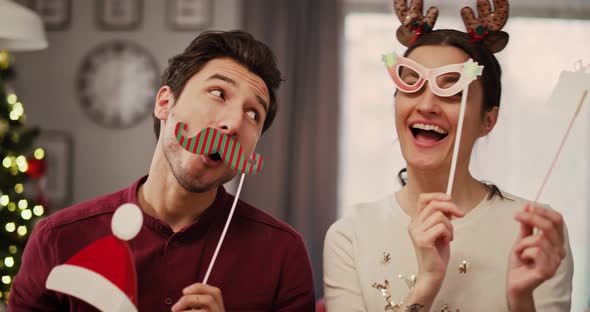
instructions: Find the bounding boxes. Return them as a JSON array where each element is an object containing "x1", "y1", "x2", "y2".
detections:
[{"x1": 174, "y1": 122, "x2": 264, "y2": 174}]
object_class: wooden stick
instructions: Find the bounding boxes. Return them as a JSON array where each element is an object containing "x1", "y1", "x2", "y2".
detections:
[{"x1": 534, "y1": 90, "x2": 588, "y2": 203}]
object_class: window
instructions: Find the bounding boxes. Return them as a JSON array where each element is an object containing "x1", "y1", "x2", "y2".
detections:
[{"x1": 339, "y1": 11, "x2": 590, "y2": 311}]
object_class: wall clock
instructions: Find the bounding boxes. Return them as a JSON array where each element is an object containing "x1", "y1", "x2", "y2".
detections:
[{"x1": 76, "y1": 40, "x2": 159, "y2": 128}]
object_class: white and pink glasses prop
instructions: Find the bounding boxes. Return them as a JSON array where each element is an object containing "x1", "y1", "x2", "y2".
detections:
[{"x1": 383, "y1": 52, "x2": 484, "y2": 195}]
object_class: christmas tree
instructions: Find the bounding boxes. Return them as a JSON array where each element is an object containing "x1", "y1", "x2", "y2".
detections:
[{"x1": 0, "y1": 50, "x2": 47, "y2": 303}]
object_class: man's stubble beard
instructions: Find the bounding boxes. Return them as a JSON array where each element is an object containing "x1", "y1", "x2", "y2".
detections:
[
  {"x1": 174, "y1": 169, "x2": 234, "y2": 193},
  {"x1": 164, "y1": 145, "x2": 236, "y2": 193}
]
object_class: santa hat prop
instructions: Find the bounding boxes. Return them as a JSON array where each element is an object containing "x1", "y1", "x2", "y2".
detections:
[{"x1": 46, "y1": 203, "x2": 143, "y2": 312}]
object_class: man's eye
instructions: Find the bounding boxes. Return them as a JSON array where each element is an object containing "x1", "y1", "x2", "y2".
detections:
[
  {"x1": 246, "y1": 110, "x2": 259, "y2": 121},
  {"x1": 210, "y1": 89, "x2": 224, "y2": 99}
]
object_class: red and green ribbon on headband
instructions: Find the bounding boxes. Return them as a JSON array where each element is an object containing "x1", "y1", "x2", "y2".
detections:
[
  {"x1": 174, "y1": 122, "x2": 264, "y2": 174},
  {"x1": 468, "y1": 25, "x2": 490, "y2": 43}
]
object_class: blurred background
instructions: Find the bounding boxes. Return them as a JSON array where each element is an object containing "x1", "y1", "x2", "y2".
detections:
[{"x1": 0, "y1": 0, "x2": 588, "y2": 309}]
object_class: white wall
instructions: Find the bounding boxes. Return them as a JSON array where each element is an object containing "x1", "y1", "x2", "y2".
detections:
[{"x1": 12, "y1": 0, "x2": 242, "y2": 208}]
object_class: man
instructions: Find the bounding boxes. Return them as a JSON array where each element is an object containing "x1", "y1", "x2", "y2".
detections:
[{"x1": 9, "y1": 30, "x2": 315, "y2": 311}]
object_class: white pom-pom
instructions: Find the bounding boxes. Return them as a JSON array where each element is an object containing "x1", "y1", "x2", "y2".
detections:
[{"x1": 111, "y1": 203, "x2": 143, "y2": 241}]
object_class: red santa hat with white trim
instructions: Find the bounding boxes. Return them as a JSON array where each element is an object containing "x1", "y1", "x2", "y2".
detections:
[{"x1": 46, "y1": 203, "x2": 143, "y2": 312}]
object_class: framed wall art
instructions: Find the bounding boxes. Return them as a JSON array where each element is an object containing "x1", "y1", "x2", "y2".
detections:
[
  {"x1": 35, "y1": 131, "x2": 73, "y2": 209},
  {"x1": 96, "y1": 0, "x2": 142, "y2": 30},
  {"x1": 168, "y1": 0, "x2": 212, "y2": 30},
  {"x1": 30, "y1": 0, "x2": 72, "y2": 31}
]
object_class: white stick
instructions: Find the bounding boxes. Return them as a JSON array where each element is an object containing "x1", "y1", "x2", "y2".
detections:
[
  {"x1": 202, "y1": 173, "x2": 246, "y2": 284},
  {"x1": 446, "y1": 87, "x2": 469, "y2": 196}
]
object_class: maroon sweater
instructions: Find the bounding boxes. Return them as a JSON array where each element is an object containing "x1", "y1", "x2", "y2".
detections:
[{"x1": 9, "y1": 176, "x2": 315, "y2": 311}]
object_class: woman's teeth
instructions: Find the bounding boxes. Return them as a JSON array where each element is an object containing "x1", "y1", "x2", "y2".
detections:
[{"x1": 411, "y1": 123, "x2": 447, "y2": 135}]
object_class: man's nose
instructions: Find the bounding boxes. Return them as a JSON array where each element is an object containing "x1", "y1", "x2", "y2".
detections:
[{"x1": 216, "y1": 107, "x2": 242, "y2": 137}]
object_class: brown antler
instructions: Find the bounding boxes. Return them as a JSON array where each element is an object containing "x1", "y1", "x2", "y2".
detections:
[
  {"x1": 461, "y1": 0, "x2": 510, "y2": 53},
  {"x1": 394, "y1": 0, "x2": 439, "y2": 46}
]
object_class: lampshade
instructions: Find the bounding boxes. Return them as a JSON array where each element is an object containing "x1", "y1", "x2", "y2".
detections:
[{"x1": 0, "y1": 0, "x2": 48, "y2": 51}]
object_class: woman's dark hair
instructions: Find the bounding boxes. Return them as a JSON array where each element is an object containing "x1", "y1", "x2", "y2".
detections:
[
  {"x1": 403, "y1": 29, "x2": 502, "y2": 115},
  {"x1": 398, "y1": 29, "x2": 507, "y2": 199},
  {"x1": 482, "y1": 182, "x2": 509, "y2": 200},
  {"x1": 153, "y1": 30, "x2": 283, "y2": 140},
  {"x1": 397, "y1": 167, "x2": 507, "y2": 200},
  {"x1": 398, "y1": 167, "x2": 408, "y2": 186}
]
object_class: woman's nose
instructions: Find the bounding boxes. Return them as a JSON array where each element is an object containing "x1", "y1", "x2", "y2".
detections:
[{"x1": 415, "y1": 86, "x2": 441, "y2": 115}]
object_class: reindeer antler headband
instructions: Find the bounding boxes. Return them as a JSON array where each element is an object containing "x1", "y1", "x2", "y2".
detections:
[
  {"x1": 394, "y1": 0, "x2": 439, "y2": 46},
  {"x1": 395, "y1": 0, "x2": 510, "y2": 53}
]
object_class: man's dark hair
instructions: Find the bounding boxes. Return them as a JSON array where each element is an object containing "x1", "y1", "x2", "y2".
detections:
[{"x1": 153, "y1": 30, "x2": 283, "y2": 140}]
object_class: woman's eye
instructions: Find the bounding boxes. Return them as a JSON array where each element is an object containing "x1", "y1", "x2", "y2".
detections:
[
  {"x1": 210, "y1": 89, "x2": 224, "y2": 99},
  {"x1": 402, "y1": 76, "x2": 418, "y2": 85},
  {"x1": 246, "y1": 110, "x2": 259, "y2": 121},
  {"x1": 398, "y1": 67, "x2": 420, "y2": 86}
]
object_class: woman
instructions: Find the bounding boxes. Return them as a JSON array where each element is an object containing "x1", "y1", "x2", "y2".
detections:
[{"x1": 324, "y1": 1, "x2": 573, "y2": 311}]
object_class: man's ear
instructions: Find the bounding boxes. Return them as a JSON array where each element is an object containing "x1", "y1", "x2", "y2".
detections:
[
  {"x1": 480, "y1": 106, "x2": 499, "y2": 137},
  {"x1": 154, "y1": 86, "x2": 175, "y2": 121}
]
